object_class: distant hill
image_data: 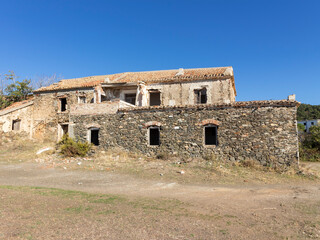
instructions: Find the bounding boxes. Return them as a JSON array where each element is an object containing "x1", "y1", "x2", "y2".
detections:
[{"x1": 297, "y1": 104, "x2": 320, "y2": 121}]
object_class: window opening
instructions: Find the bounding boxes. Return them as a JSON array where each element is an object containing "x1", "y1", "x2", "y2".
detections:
[
  {"x1": 204, "y1": 125, "x2": 218, "y2": 145},
  {"x1": 194, "y1": 88, "x2": 207, "y2": 104},
  {"x1": 78, "y1": 96, "x2": 86, "y2": 103},
  {"x1": 61, "y1": 124, "x2": 68, "y2": 136},
  {"x1": 12, "y1": 119, "x2": 21, "y2": 131},
  {"x1": 125, "y1": 93, "x2": 136, "y2": 105},
  {"x1": 149, "y1": 127, "x2": 160, "y2": 146},
  {"x1": 90, "y1": 129, "x2": 99, "y2": 146},
  {"x1": 149, "y1": 91, "x2": 161, "y2": 106},
  {"x1": 60, "y1": 98, "x2": 67, "y2": 111}
]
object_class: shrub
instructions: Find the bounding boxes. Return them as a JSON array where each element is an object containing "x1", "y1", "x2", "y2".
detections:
[
  {"x1": 299, "y1": 125, "x2": 320, "y2": 162},
  {"x1": 58, "y1": 135, "x2": 92, "y2": 157}
]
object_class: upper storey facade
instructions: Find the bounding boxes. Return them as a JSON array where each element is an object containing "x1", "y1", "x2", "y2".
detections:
[{"x1": 33, "y1": 66, "x2": 236, "y2": 111}]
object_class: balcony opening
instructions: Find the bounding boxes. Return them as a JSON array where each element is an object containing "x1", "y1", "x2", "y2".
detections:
[
  {"x1": 60, "y1": 98, "x2": 67, "y2": 111},
  {"x1": 195, "y1": 88, "x2": 207, "y2": 104},
  {"x1": 125, "y1": 93, "x2": 136, "y2": 105}
]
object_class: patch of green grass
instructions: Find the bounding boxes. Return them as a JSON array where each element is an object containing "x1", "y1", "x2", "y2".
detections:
[
  {"x1": 90, "y1": 196, "x2": 125, "y2": 204},
  {"x1": 98, "y1": 210, "x2": 116, "y2": 215},
  {"x1": 0, "y1": 185, "x2": 125, "y2": 204},
  {"x1": 65, "y1": 206, "x2": 83, "y2": 213},
  {"x1": 224, "y1": 214, "x2": 238, "y2": 218},
  {"x1": 65, "y1": 206, "x2": 93, "y2": 213},
  {"x1": 128, "y1": 198, "x2": 184, "y2": 213},
  {"x1": 219, "y1": 229, "x2": 228, "y2": 235}
]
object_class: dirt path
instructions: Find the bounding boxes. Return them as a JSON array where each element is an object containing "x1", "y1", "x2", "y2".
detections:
[
  {"x1": 1, "y1": 162, "x2": 320, "y2": 239},
  {"x1": 0, "y1": 162, "x2": 316, "y2": 203}
]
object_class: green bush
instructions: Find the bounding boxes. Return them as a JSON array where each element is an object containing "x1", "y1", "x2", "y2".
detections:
[
  {"x1": 58, "y1": 135, "x2": 92, "y2": 157},
  {"x1": 297, "y1": 123, "x2": 305, "y2": 132},
  {"x1": 299, "y1": 145, "x2": 320, "y2": 162},
  {"x1": 300, "y1": 125, "x2": 320, "y2": 162}
]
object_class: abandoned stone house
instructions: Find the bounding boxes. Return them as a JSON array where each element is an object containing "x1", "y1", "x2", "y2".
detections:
[{"x1": 0, "y1": 66, "x2": 300, "y2": 168}]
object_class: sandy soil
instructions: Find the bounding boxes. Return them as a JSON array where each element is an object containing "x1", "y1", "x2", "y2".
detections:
[{"x1": 0, "y1": 162, "x2": 320, "y2": 239}]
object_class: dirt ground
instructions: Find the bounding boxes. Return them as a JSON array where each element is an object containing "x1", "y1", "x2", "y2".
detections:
[
  {"x1": 0, "y1": 138, "x2": 320, "y2": 239},
  {"x1": 0, "y1": 162, "x2": 320, "y2": 240}
]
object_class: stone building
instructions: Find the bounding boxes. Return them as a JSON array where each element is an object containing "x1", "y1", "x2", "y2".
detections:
[{"x1": 0, "y1": 66, "x2": 300, "y2": 168}]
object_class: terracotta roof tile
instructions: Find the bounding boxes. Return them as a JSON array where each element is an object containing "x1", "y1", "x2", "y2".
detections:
[
  {"x1": 34, "y1": 67, "x2": 235, "y2": 93},
  {"x1": 0, "y1": 98, "x2": 34, "y2": 115}
]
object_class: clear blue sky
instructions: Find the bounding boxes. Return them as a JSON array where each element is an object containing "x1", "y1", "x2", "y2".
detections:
[{"x1": 0, "y1": 0, "x2": 319, "y2": 104}]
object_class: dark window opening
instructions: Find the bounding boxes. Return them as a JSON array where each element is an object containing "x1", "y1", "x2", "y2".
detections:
[
  {"x1": 101, "y1": 95, "x2": 108, "y2": 102},
  {"x1": 125, "y1": 93, "x2": 136, "y2": 105},
  {"x1": 149, "y1": 92, "x2": 161, "y2": 106},
  {"x1": 78, "y1": 96, "x2": 86, "y2": 103},
  {"x1": 311, "y1": 122, "x2": 314, "y2": 125},
  {"x1": 304, "y1": 123, "x2": 307, "y2": 125},
  {"x1": 61, "y1": 124, "x2": 68, "y2": 136},
  {"x1": 195, "y1": 88, "x2": 207, "y2": 104},
  {"x1": 91, "y1": 129, "x2": 99, "y2": 146},
  {"x1": 149, "y1": 127, "x2": 160, "y2": 146},
  {"x1": 12, "y1": 119, "x2": 21, "y2": 131},
  {"x1": 204, "y1": 125, "x2": 218, "y2": 146},
  {"x1": 60, "y1": 98, "x2": 67, "y2": 111}
]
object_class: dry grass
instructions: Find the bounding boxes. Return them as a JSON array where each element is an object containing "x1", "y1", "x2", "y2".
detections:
[
  {"x1": 0, "y1": 134, "x2": 318, "y2": 184},
  {"x1": 0, "y1": 132, "x2": 55, "y2": 163}
]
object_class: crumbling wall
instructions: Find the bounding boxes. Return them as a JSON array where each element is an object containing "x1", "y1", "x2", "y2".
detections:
[
  {"x1": 32, "y1": 89, "x2": 95, "y2": 140},
  {"x1": 71, "y1": 101, "x2": 299, "y2": 169},
  {"x1": 70, "y1": 100, "x2": 134, "y2": 115},
  {"x1": 147, "y1": 78, "x2": 235, "y2": 106},
  {"x1": 0, "y1": 104, "x2": 33, "y2": 136}
]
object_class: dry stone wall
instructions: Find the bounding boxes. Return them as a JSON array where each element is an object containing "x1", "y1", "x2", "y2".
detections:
[{"x1": 71, "y1": 101, "x2": 299, "y2": 168}]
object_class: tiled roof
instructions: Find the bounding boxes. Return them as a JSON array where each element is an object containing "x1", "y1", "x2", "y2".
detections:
[
  {"x1": 34, "y1": 67, "x2": 235, "y2": 93},
  {"x1": 0, "y1": 98, "x2": 34, "y2": 116}
]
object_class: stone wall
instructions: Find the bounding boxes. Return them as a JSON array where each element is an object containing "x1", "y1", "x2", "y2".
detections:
[
  {"x1": 71, "y1": 100, "x2": 299, "y2": 168},
  {"x1": 0, "y1": 102, "x2": 33, "y2": 137},
  {"x1": 33, "y1": 89, "x2": 95, "y2": 140}
]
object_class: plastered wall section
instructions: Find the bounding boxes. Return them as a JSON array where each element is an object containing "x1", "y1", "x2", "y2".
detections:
[
  {"x1": 147, "y1": 78, "x2": 235, "y2": 106},
  {"x1": 70, "y1": 100, "x2": 134, "y2": 115},
  {"x1": 0, "y1": 104, "x2": 33, "y2": 136}
]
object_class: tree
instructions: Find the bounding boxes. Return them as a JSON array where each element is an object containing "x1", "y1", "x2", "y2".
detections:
[
  {"x1": 297, "y1": 123, "x2": 305, "y2": 132},
  {"x1": 297, "y1": 103, "x2": 320, "y2": 121},
  {"x1": 33, "y1": 73, "x2": 61, "y2": 90},
  {"x1": 5, "y1": 78, "x2": 33, "y2": 103},
  {"x1": 0, "y1": 71, "x2": 33, "y2": 109}
]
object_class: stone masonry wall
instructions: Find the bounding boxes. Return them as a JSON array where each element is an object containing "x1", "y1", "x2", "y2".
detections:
[
  {"x1": 71, "y1": 101, "x2": 299, "y2": 168},
  {"x1": 33, "y1": 89, "x2": 94, "y2": 140}
]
